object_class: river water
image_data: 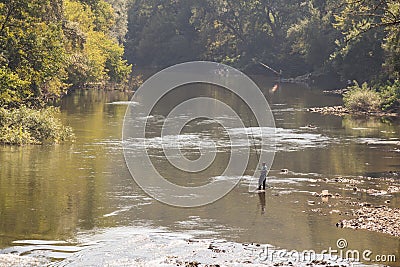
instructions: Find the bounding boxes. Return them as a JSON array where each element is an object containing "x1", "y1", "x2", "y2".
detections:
[{"x1": 0, "y1": 76, "x2": 399, "y2": 266}]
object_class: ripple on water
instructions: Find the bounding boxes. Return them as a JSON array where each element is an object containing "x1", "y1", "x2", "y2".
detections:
[
  {"x1": 106, "y1": 101, "x2": 140, "y2": 106},
  {"x1": 123, "y1": 126, "x2": 333, "y2": 153},
  {"x1": 357, "y1": 138, "x2": 400, "y2": 146}
]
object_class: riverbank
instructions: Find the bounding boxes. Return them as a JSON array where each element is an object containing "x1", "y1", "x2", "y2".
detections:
[
  {"x1": 0, "y1": 254, "x2": 47, "y2": 267},
  {"x1": 307, "y1": 106, "x2": 399, "y2": 117},
  {"x1": 0, "y1": 227, "x2": 363, "y2": 267},
  {"x1": 305, "y1": 174, "x2": 400, "y2": 238},
  {"x1": 337, "y1": 206, "x2": 400, "y2": 237}
]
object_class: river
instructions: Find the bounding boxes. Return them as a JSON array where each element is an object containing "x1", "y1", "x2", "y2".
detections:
[{"x1": 0, "y1": 75, "x2": 399, "y2": 266}]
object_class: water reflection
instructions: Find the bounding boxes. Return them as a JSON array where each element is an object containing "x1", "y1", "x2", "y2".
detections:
[{"x1": 257, "y1": 192, "x2": 266, "y2": 215}]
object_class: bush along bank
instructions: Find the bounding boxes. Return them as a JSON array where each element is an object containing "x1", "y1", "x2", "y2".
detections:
[
  {"x1": 0, "y1": 106, "x2": 74, "y2": 145},
  {"x1": 343, "y1": 80, "x2": 400, "y2": 114},
  {"x1": 309, "y1": 80, "x2": 400, "y2": 117}
]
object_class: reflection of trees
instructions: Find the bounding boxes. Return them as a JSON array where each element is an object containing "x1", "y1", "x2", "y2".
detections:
[
  {"x1": 0, "y1": 145, "x2": 87, "y2": 244},
  {"x1": 342, "y1": 116, "x2": 400, "y2": 139},
  {"x1": 0, "y1": 91, "x2": 130, "y2": 247}
]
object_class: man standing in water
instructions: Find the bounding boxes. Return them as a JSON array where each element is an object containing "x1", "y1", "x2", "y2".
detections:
[{"x1": 258, "y1": 162, "x2": 268, "y2": 190}]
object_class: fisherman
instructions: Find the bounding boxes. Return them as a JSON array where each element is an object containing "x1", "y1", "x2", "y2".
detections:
[{"x1": 258, "y1": 162, "x2": 268, "y2": 190}]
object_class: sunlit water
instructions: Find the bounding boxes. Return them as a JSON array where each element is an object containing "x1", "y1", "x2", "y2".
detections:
[{"x1": 0, "y1": 76, "x2": 399, "y2": 265}]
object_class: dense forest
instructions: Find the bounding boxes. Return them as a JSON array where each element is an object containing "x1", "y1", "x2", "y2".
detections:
[
  {"x1": 126, "y1": 0, "x2": 399, "y2": 79},
  {"x1": 0, "y1": 0, "x2": 131, "y2": 144},
  {"x1": 126, "y1": 0, "x2": 399, "y2": 113},
  {"x1": 0, "y1": 0, "x2": 399, "y2": 144},
  {"x1": 0, "y1": 0, "x2": 131, "y2": 108}
]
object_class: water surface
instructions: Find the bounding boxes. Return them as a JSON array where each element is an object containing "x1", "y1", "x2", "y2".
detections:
[{"x1": 0, "y1": 77, "x2": 399, "y2": 265}]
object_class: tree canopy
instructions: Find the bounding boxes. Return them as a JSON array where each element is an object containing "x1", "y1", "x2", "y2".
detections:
[
  {"x1": 334, "y1": 0, "x2": 400, "y2": 79},
  {"x1": 0, "y1": 0, "x2": 131, "y2": 107},
  {"x1": 1, "y1": 0, "x2": 399, "y2": 109},
  {"x1": 125, "y1": 0, "x2": 399, "y2": 83}
]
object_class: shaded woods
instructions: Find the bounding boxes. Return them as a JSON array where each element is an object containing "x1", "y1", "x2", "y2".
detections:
[{"x1": 126, "y1": 0, "x2": 400, "y2": 112}]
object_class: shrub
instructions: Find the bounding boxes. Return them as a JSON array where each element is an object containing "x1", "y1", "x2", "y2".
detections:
[
  {"x1": 0, "y1": 106, "x2": 74, "y2": 145},
  {"x1": 343, "y1": 81, "x2": 382, "y2": 112},
  {"x1": 379, "y1": 79, "x2": 400, "y2": 112}
]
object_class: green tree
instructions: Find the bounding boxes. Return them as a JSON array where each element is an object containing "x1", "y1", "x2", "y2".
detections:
[
  {"x1": 334, "y1": 0, "x2": 400, "y2": 79},
  {"x1": 0, "y1": 0, "x2": 67, "y2": 107},
  {"x1": 105, "y1": 0, "x2": 131, "y2": 43},
  {"x1": 126, "y1": 0, "x2": 317, "y2": 75},
  {"x1": 126, "y1": 0, "x2": 201, "y2": 67},
  {"x1": 379, "y1": 79, "x2": 400, "y2": 112},
  {"x1": 63, "y1": 0, "x2": 131, "y2": 86},
  {"x1": 287, "y1": 1, "x2": 339, "y2": 73}
]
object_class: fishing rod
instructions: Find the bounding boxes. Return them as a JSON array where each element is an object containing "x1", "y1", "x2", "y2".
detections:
[
  {"x1": 258, "y1": 61, "x2": 281, "y2": 76},
  {"x1": 248, "y1": 113, "x2": 260, "y2": 167},
  {"x1": 249, "y1": 125, "x2": 260, "y2": 163},
  {"x1": 258, "y1": 61, "x2": 282, "y2": 76},
  {"x1": 249, "y1": 122, "x2": 262, "y2": 194},
  {"x1": 252, "y1": 58, "x2": 282, "y2": 76}
]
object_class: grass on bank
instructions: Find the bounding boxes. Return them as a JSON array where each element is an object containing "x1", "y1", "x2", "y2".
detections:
[
  {"x1": 343, "y1": 80, "x2": 400, "y2": 113},
  {"x1": 0, "y1": 106, "x2": 74, "y2": 145}
]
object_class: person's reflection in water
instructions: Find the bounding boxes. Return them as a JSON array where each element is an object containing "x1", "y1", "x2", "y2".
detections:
[{"x1": 258, "y1": 192, "x2": 266, "y2": 214}]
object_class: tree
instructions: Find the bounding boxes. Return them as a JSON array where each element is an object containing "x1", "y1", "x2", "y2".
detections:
[
  {"x1": 125, "y1": 0, "x2": 317, "y2": 75},
  {"x1": 0, "y1": 0, "x2": 67, "y2": 107},
  {"x1": 63, "y1": 0, "x2": 131, "y2": 86},
  {"x1": 105, "y1": 0, "x2": 131, "y2": 43},
  {"x1": 287, "y1": 1, "x2": 339, "y2": 73},
  {"x1": 334, "y1": 0, "x2": 400, "y2": 78},
  {"x1": 0, "y1": 0, "x2": 132, "y2": 107},
  {"x1": 126, "y1": 0, "x2": 201, "y2": 67}
]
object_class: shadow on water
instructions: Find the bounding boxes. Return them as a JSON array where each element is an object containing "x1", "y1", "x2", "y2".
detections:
[{"x1": 0, "y1": 77, "x2": 399, "y2": 265}]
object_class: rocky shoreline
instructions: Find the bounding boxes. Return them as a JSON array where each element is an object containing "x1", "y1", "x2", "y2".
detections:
[
  {"x1": 323, "y1": 89, "x2": 348, "y2": 95},
  {"x1": 303, "y1": 174, "x2": 400, "y2": 238},
  {"x1": 337, "y1": 207, "x2": 400, "y2": 237},
  {"x1": 307, "y1": 106, "x2": 399, "y2": 117},
  {"x1": 0, "y1": 254, "x2": 47, "y2": 267}
]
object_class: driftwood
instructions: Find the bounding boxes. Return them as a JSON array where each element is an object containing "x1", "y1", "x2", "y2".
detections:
[
  {"x1": 281, "y1": 73, "x2": 312, "y2": 84},
  {"x1": 256, "y1": 60, "x2": 312, "y2": 84}
]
